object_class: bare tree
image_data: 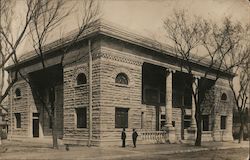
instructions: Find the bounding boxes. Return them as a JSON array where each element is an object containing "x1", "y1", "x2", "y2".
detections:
[
  {"x1": 20, "y1": 0, "x2": 99, "y2": 149},
  {"x1": 1, "y1": 0, "x2": 99, "y2": 149},
  {"x1": 0, "y1": 0, "x2": 42, "y2": 148},
  {"x1": 225, "y1": 26, "x2": 250, "y2": 143},
  {"x1": 164, "y1": 10, "x2": 246, "y2": 146},
  {"x1": 230, "y1": 65, "x2": 249, "y2": 143},
  {"x1": 0, "y1": 0, "x2": 43, "y2": 109}
]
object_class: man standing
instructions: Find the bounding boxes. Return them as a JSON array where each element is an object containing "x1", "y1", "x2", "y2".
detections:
[
  {"x1": 132, "y1": 128, "x2": 138, "y2": 148},
  {"x1": 121, "y1": 128, "x2": 126, "y2": 147}
]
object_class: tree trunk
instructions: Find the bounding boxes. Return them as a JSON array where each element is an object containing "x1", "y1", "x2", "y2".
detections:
[
  {"x1": 52, "y1": 117, "x2": 58, "y2": 149},
  {"x1": 195, "y1": 105, "x2": 202, "y2": 146},
  {"x1": 49, "y1": 87, "x2": 58, "y2": 149},
  {"x1": 195, "y1": 116, "x2": 202, "y2": 146},
  {"x1": 238, "y1": 123, "x2": 244, "y2": 143},
  {"x1": 238, "y1": 114, "x2": 244, "y2": 143}
]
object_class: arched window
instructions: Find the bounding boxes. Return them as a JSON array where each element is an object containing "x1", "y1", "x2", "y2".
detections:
[
  {"x1": 221, "y1": 93, "x2": 227, "y2": 101},
  {"x1": 76, "y1": 73, "x2": 87, "y2": 85},
  {"x1": 115, "y1": 73, "x2": 128, "y2": 85},
  {"x1": 15, "y1": 88, "x2": 21, "y2": 97}
]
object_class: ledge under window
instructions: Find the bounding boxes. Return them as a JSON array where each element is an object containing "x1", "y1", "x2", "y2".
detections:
[
  {"x1": 202, "y1": 131, "x2": 212, "y2": 134},
  {"x1": 14, "y1": 96, "x2": 22, "y2": 100},
  {"x1": 115, "y1": 83, "x2": 129, "y2": 88},
  {"x1": 74, "y1": 84, "x2": 88, "y2": 88}
]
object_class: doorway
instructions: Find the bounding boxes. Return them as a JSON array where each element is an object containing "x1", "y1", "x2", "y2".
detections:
[{"x1": 33, "y1": 113, "x2": 39, "y2": 137}]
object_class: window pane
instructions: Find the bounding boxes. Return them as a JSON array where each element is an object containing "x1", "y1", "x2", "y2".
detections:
[
  {"x1": 15, "y1": 113, "x2": 21, "y2": 128},
  {"x1": 115, "y1": 108, "x2": 128, "y2": 128},
  {"x1": 202, "y1": 115, "x2": 209, "y2": 131},
  {"x1": 76, "y1": 108, "x2": 87, "y2": 128},
  {"x1": 115, "y1": 73, "x2": 128, "y2": 85},
  {"x1": 221, "y1": 116, "x2": 226, "y2": 129},
  {"x1": 15, "y1": 88, "x2": 21, "y2": 97},
  {"x1": 221, "y1": 93, "x2": 227, "y2": 101},
  {"x1": 77, "y1": 73, "x2": 87, "y2": 85}
]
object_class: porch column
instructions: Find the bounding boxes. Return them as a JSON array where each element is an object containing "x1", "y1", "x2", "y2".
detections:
[
  {"x1": 165, "y1": 69, "x2": 175, "y2": 143},
  {"x1": 165, "y1": 69, "x2": 173, "y2": 127}
]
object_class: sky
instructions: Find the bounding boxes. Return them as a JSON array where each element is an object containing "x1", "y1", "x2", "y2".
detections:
[
  {"x1": 14, "y1": 0, "x2": 250, "y2": 55},
  {"x1": 102, "y1": 0, "x2": 249, "y2": 42}
]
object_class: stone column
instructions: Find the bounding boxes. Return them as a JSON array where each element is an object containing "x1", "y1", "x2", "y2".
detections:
[
  {"x1": 165, "y1": 69, "x2": 175, "y2": 143},
  {"x1": 165, "y1": 70, "x2": 173, "y2": 127}
]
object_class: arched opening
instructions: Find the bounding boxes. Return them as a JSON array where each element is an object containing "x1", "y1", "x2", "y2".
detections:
[
  {"x1": 15, "y1": 88, "x2": 21, "y2": 97},
  {"x1": 221, "y1": 93, "x2": 227, "y2": 101},
  {"x1": 76, "y1": 73, "x2": 87, "y2": 85},
  {"x1": 115, "y1": 73, "x2": 128, "y2": 85}
]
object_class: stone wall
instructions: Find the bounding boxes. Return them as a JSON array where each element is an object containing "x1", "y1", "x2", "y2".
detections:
[
  {"x1": 63, "y1": 62, "x2": 90, "y2": 141},
  {"x1": 212, "y1": 79, "x2": 234, "y2": 141},
  {"x1": 98, "y1": 48, "x2": 142, "y2": 146},
  {"x1": 63, "y1": 56, "x2": 102, "y2": 145},
  {"x1": 199, "y1": 79, "x2": 234, "y2": 141},
  {"x1": 9, "y1": 81, "x2": 30, "y2": 137},
  {"x1": 9, "y1": 78, "x2": 64, "y2": 139}
]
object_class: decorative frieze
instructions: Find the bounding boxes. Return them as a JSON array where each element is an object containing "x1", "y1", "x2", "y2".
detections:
[{"x1": 100, "y1": 47, "x2": 143, "y2": 66}]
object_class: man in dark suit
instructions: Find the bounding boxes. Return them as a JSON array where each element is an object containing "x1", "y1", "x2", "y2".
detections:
[
  {"x1": 121, "y1": 128, "x2": 126, "y2": 147},
  {"x1": 132, "y1": 128, "x2": 138, "y2": 148}
]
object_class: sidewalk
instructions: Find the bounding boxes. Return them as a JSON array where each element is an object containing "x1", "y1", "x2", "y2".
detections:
[{"x1": 0, "y1": 139, "x2": 248, "y2": 160}]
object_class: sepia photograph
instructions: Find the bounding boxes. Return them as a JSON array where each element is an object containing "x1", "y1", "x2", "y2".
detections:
[{"x1": 0, "y1": 0, "x2": 249, "y2": 159}]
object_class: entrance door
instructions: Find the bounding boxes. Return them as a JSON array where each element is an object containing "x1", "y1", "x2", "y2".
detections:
[{"x1": 33, "y1": 113, "x2": 39, "y2": 137}]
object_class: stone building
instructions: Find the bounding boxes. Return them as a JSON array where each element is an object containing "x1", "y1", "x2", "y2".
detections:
[{"x1": 6, "y1": 20, "x2": 234, "y2": 146}]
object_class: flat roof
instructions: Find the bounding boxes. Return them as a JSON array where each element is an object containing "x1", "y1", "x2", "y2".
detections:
[{"x1": 5, "y1": 19, "x2": 234, "y2": 77}]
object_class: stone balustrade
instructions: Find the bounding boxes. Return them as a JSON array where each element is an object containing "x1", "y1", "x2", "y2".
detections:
[{"x1": 138, "y1": 130, "x2": 168, "y2": 144}]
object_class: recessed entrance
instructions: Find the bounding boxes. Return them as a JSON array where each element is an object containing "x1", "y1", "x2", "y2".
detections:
[
  {"x1": 33, "y1": 113, "x2": 39, "y2": 138},
  {"x1": 142, "y1": 63, "x2": 166, "y2": 131}
]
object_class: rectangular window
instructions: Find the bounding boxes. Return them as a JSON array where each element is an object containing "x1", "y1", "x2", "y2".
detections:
[
  {"x1": 15, "y1": 113, "x2": 21, "y2": 128},
  {"x1": 172, "y1": 121, "x2": 175, "y2": 127},
  {"x1": 115, "y1": 108, "x2": 128, "y2": 128},
  {"x1": 184, "y1": 115, "x2": 191, "y2": 129},
  {"x1": 202, "y1": 115, "x2": 209, "y2": 131},
  {"x1": 221, "y1": 116, "x2": 227, "y2": 130},
  {"x1": 76, "y1": 108, "x2": 87, "y2": 128}
]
